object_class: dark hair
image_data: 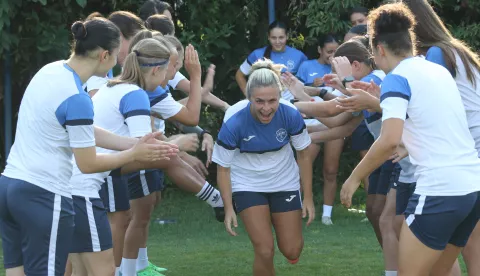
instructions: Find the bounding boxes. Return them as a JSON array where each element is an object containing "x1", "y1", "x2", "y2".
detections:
[
  {"x1": 348, "y1": 24, "x2": 367, "y2": 36},
  {"x1": 108, "y1": 11, "x2": 144, "y2": 40},
  {"x1": 403, "y1": 0, "x2": 480, "y2": 86},
  {"x1": 351, "y1": 35, "x2": 370, "y2": 49},
  {"x1": 368, "y1": 3, "x2": 417, "y2": 56},
  {"x1": 86, "y1": 12, "x2": 104, "y2": 21},
  {"x1": 145, "y1": 14, "x2": 175, "y2": 35},
  {"x1": 264, "y1": 20, "x2": 288, "y2": 59},
  {"x1": 334, "y1": 40, "x2": 375, "y2": 69},
  {"x1": 350, "y1": 6, "x2": 368, "y2": 17},
  {"x1": 71, "y1": 19, "x2": 121, "y2": 56},
  {"x1": 318, "y1": 34, "x2": 338, "y2": 48},
  {"x1": 139, "y1": 0, "x2": 174, "y2": 21}
]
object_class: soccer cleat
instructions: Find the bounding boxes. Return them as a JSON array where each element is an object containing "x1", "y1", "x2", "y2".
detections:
[
  {"x1": 136, "y1": 265, "x2": 165, "y2": 276},
  {"x1": 322, "y1": 216, "x2": 333, "y2": 225},
  {"x1": 214, "y1": 207, "x2": 225, "y2": 222},
  {"x1": 148, "y1": 262, "x2": 167, "y2": 272}
]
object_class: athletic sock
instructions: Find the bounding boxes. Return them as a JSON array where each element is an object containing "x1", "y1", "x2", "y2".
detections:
[
  {"x1": 196, "y1": 182, "x2": 224, "y2": 208},
  {"x1": 136, "y1": 247, "x2": 149, "y2": 272},
  {"x1": 322, "y1": 205, "x2": 333, "y2": 217},
  {"x1": 122, "y1": 258, "x2": 137, "y2": 276},
  {"x1": 385, "y1": 271, "x2": 397, "y2": 276},
  {"x1": 115, "y1": 267, "x2": 121, "y2": 276}
]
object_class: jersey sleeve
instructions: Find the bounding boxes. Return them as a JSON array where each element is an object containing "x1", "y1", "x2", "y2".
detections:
[
  {"x1": 380, "y1": 74, "x2": 411, "y2": 121},
  {"x1": 240, "y1": 51, "x2": 258, "y2": 75},
  {"x1": 426, "y1": 46, "x2": 455, "y2": 77},
  {"x1": 212, "y1": 123, "x2": 238, "y2": 168},
  {"x1": 168, "y1": 72, "x2": 187, "y2": 89},
  {"x1": 56, "y1": 93, "x2": 96, "y2": 148},
  {"x1": 119, "y1": 90, "x2": 152, "y2": 137},
  {"x1": 151, "y1": 93, "x2": 183, "y2": 120},
  {"x1": 296, "y1": 62, "x2": 308, "y2": 84}
]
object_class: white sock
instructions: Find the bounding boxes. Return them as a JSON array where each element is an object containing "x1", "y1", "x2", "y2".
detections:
[
  {"x1": 322, "y1": 205, "x2": 333, "y2": 217},
  {"x1": 121, "y1": 258, "x2": 137, "y2": 276},
  {"x1": 196, "y1": 182, "x2": 224, "y2": 208},
  {"x1": 385, "y1": 271, "x2": 398, "y2": 276},
  {"x1": 115, "y1": 267, "x2": 121, "y2": 276},
  {"x1": 136, "y1": 247, "x2": 149, "y2": 272}
]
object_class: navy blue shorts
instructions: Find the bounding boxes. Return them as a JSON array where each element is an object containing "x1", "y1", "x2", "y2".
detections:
[
  {"x1": 395, "y1": 182, "x2": 416, "y2": 215},
  {"x1": 405, "y1": 192, "x2": 480, "y2": 250},
  {"x1": 232, "y1": 190, "x2": 302, "y2": 213},
  {"x1": 128, "y1": 169, "x2": 165, "y2": 200},
  {"x1": 71, "y1": 196, "x2": 112, "y2": 253},
  {"x1": 99, "y1": 169, "x2": 130, "y2": 213},
  {"x1": 368, "y1": 160, "x2": 396, "y2": 195},
  {"x1": 350, "y1": 121, "x2": 374, "y2": 151},
  {"x1": 0, "y1": 176, "x2": 74, "y2": 275}
]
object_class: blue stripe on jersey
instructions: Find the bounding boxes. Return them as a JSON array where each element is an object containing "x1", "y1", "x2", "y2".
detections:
[
  {"x1": 361, "y1": 72, "x2": 383, "y2": 86},
  {"x1": 55, "y1": 93, "x2": 94, "y2": 128},
  {"x1": 148, "y1": 85, "x2": 169, "y2": 106},
  {"x1": 150, "y1": 93, "x2": 169, "y2": 107},
  {"x1": 426, "y1": 46, "x2": 456, "y2": 77},
  {"x1": 107, "y1": 69, "x2": 114, "y2": 79},
  {"x1": 119, "y1": 89, "x2": 151, "y2": 119},
  {"x1": 364, "y1": 112, "x2": 382, "y2": 124},
  {"x1": 380, "y1": 74, "x2": 411, "y2": 102},
  {"x1": 62, "y1": 63, "x2": 84, "y2": 94}
]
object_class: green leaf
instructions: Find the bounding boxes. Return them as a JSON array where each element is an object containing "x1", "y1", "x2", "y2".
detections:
[{"x1": 75, "y1": 0, "x2": 86, "y2": 8}]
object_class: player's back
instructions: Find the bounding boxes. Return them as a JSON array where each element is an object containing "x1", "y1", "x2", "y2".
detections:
[{"x1": 3, "y1": 61, "x2": 93, "y2": 197}]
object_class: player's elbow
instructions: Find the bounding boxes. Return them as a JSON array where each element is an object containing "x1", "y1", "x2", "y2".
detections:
[{"x1": 76, "y1": 162, "x2": 97, "y2": 174}]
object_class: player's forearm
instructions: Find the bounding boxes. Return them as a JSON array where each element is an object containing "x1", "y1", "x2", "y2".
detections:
[
  {"x1": 295, "y1": 100, "x2": 342, "y2": 118},
  {"x1": 202, "y1": 93, "x2": 230, "y2": 111},
  {"x1": 297, "y1": 148, "x2": 313, "y2": 199},
  {"x1": 94, "y1": 126, "x2": 137, "y2": 151},
  {"x1": 217, "y1": 166, "x2": 234, "y2": 210},
  {"x1": 235, "y1": 70, "x2": 247, "y2": 97},
  {"x1": 350, "y1": 138, "x2": 396, "y2": 182}
]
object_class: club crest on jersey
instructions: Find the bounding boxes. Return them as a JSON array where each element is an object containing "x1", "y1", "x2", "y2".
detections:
[
  {"x1": 276, "y1": 128, "x2": 287, "y2": 142},
  {"x1": 287, "y1": 60, "x2": 295, "y2": 71}
]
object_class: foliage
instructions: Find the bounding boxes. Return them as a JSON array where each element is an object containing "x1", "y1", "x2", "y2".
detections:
[{"x1": 0, "y1": 0, "x2": 479, "y2": 170}]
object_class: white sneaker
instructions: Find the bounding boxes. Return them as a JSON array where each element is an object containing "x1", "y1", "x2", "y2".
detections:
[
  {"x1": 361, "y1": 217, "x2": 369, "y2": 223},
  {"x1": 322, "y1": 216, "x2": 333, "y2": 225}
]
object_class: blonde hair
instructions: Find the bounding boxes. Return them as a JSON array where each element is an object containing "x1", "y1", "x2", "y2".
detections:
[
  {"x1": 246, "y1": 59, "x2": 285, "y2": 99},
  {"x1": 128, "y1": 29, "x2": 163, "y2": 53},
  {"x1": 108, "y1": 38, "x2": 171, "y2": 89}
]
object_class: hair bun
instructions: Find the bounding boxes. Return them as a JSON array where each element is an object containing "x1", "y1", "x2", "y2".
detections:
[
  {"x1": 374, "y1": 4, "x2": 414, "y2": 35},
  {"x1": 250, "y1": 58, "x2": 285, "y2": 76},
  {"x1": 71, "y1": 21, "x2": 87, "y2": 40}
]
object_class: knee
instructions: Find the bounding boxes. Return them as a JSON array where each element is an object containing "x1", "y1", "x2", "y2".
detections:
[
  {"x1": 379, "y1": 213, "x2": 393, "y2": 235},
  {"x1": 323, "y1": 167, "x2": 338, "y2": 183},
  {"x1": 280, "y1": 239, "x2": 304, "y2": 261},
  {"x1": 254, "y1": 244, "x2": 275, "y2": 261}
]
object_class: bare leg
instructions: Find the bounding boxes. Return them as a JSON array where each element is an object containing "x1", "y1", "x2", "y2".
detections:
[
  {"x1": 5, "y1": 267, "x2": 24, "y2": 276},
  {"x1": 430, "y1": 244, "x2": 463, "y2": 276},
  {"x1": 271, "y1": 210, "x2": 304, "y2": 262},
  {"x1": 108, "y1": 211, "x2": 131, "y2": 269},
  {"x1": 240, "y1": 205, "x2": 275, "y2": 276},
  {"x1": 359, "y1": 150, "x2": 370, "y2": 191},
  {"x1": 366, "y1": 194, "x2": 386, "y2": 247},
  {"x1": 380, "y1": 189, "x2": 398, "y2": 272},
  {"x1": 322, "y1": 139, "x2": 343, "y2": 224},
  {"x1": 462, "y1": 222, "x2": 480, "y2": 275},
  {"x1": 64, "y1": 257, "x2": 72, "y2": 276}
]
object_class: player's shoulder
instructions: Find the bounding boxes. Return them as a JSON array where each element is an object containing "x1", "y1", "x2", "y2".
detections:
[
  {"x1": 224, "y1": 100, "x2": 250, "y2": 123},
  {"x1": 279, "y1": 98, "x2": 298, "y2": 112}
]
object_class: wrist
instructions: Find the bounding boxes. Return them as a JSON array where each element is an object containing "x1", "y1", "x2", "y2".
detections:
[
  {"x1": 199, "y1": 129, "x2": 211, "y2": 140},
  {"x1": 126, "y1": 148, "x2": 137, "y2": 163}
]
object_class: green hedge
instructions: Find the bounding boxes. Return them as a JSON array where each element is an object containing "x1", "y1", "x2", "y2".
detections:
[{"x1": 0, "y1": 0, "x2": 479, "y2": 181}]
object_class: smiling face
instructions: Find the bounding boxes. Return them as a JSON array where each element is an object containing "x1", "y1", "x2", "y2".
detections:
[
  {"x1": 268, "y1": 27, "x2": 287, "y2": 52},
  {"x1": 249, "y1": 86, "x2": 280, "y2": 124},
  {"x1": 351, "y1": 12, "x2": 367, "y2": 26},
  {"x1": 318, "y1": 41, "x2": 339, "y2": 64}
]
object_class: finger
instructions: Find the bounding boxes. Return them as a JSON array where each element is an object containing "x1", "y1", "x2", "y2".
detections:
[
  {"x1": 196, "y1": 166, "x2": 206, "y2": 179},
  {"x1": 200, "y1": 163, "x2": 209, "y2": 176},
  {"x1": 206, "y1": 148, "x2": 212, "y2": 168},
  {"x1": 302, "y1": 206, "x2": 306, "y2": 219},
  {"x1": 307, "y1": 210, "x2": 314, "y2": 226}
]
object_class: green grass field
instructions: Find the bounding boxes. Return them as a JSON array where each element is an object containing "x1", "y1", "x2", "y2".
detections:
[{"x1": 0, "y1": 187, "x2": 467, "y2": 276}]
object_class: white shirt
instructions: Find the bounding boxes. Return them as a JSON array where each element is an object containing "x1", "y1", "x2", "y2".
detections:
[
  {"x1": 149, "y1": 85, "x2": 183, "y2": 133},
  {"x1": 70, "y1": 83, "x2": 152, "y2": 197},
  {"x1": 3, "y1": 61, "x2": 96, "y2": 197},
  {"x1": 212, "y1": 99, "x2": 311, "y2": 193},
  {"x1": 380, "y1": 57, "x2": 480, "y2": 196},
  {"x1": 168, "y1": 72, "x2": 187, "y2": 89}
]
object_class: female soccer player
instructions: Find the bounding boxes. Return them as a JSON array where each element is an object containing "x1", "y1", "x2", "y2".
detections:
[
  {"x1": 213, "y1": 59, "x2": 315, "y2": 276},
  {"x1": 0, "y1": 19, "x2": 175, "y2": 276},
  {"x1": 235, "y1": 20, "x2": 308, "y2": 99},
  {"x1": 340, "y1": 3, "x2": 480, "y2": 275},
  {"x1": 139, "y1": 0, "x2": 173, "y2": 22},
  {"x1": 344, "y1": 24, "x2": 367, "y2": 42},
  {"x1": 145, "y1": 14, "x2": 175, "y2": 35},
  {"x1": 402, "y1": 1, "x2": 480, "y2": 274},
  {"x1": 349, "y1": 6, "x2": 368, "y2": 27}
]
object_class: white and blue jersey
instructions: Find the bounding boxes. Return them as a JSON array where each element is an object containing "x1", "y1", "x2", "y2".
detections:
[
  {"x1": 239, "y1": 46, "x2": 307, "y2": 76},
  {"x1": 212, "y1": 99, "x2": 311, "y2": 193},
  {"x1": 149, "y1": 85, "x2": 183, "y2": 133},
  {"x1": 2, "y1": 61, "x2": 95, "y2": 197},
  {"x1": 426, "y1": 46, "x2": 480, "y2": 154},
  {"x1": 84, "y1": 69, "x2": 114, "y2": 92},
  {"x1": 70, "y1": 83, "x2": 153, "y2": 198},
  {"x1": 296, "y1": 60, "x2": 331, "y2": 86},
  {"x1": 361, "y1": 70, "x2": 385, "y2": 140},
  {"x1": 380, "y1": 57, "x2": 480, "y2": 196}
]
